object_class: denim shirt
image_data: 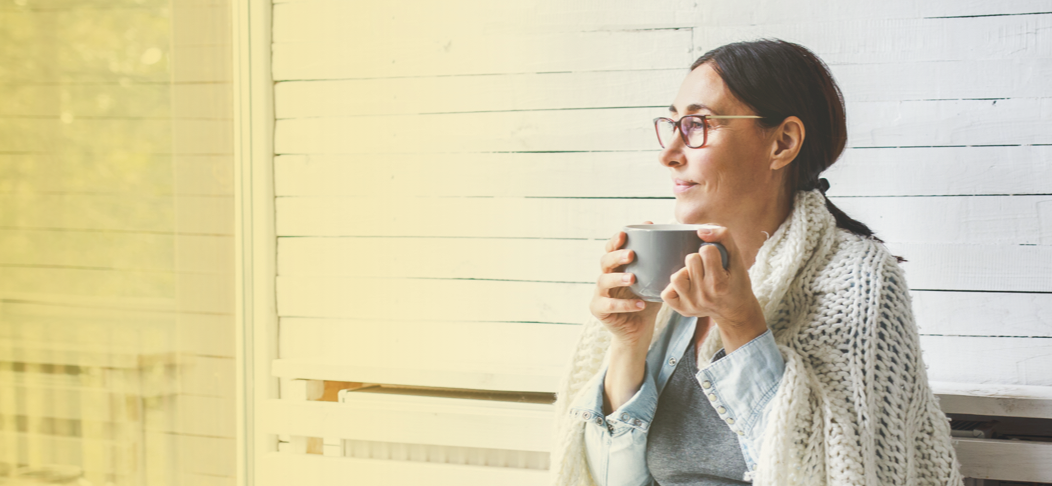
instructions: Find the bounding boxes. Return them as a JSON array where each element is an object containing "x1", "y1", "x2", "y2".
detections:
[{"x1": 568, "y1": 311, "x2": 786, "y2": 486}]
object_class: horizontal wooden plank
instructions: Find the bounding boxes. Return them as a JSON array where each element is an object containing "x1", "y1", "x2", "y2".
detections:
[
  {"x1": 0, "y1": 301, "x2": 234, "y2": 357},
  {"x1": 932, "y1": 381, "x2": 1052, "y2": 419},
  {"x1": 848, "y1": 98, "x2": 1052, "y2": 147},
  {"x1": 278, "y1": 318, "x2": 578, "y2": 366},
  {"x1": 277, "y1": 277, "x2": 592, "y2": 323},
  {"x1": 0, "y1": 154, "x2": 233, "y2": 197},
  {"x1": 272, "y1": 358, "x2": 561, "y2": 394},
  {"x1": 0, "y1": 83, "x2": 229, "y2": 119},
  {"x1": 274, "y1": 107, "x2": 657, "y2": 154},
  {"x1": 275, "y1": 326, "x2": 1052, "y2": 391},
  {"x1": 826, "y1": 146, "x2": 1052, "y2": 197},
  {"x1": 278, "y1": 237, "x2": 1052, "y2": 292},
  {"x1": 275, "y1": 100, "x2": 1052, "y2": 154},
  {"x1": 265, "y1": 397, "x2": 1052, "y2": 480},
  {"x1": 274, "y1": 0, "x2": 698, "y2": 42},
  {"x1": 277, "y1": 237, "x2": 602, "y2": 282},
  {"x1": 278, "y1": 318, "x2": 578, "y2": 391},
  {"x1": 272, "y1": 14, "x2": 1052, "y2": 81},
  {"x1": 261, "y1": 395, "x2": 552, "y2": 451},
  {"x1": 258, "y1": 409, "x2": 1051, "y2": 484},
  {"x1": 257, "y1": 452, "x2": 547, "y2": 486},
  {"x1": 0, "y1": 264, "x2": 232, "y2": 312},
  {"x1": 694, "y1": 1, "x2": 1052, "y2": 24},
  {"x1": 0, "y1": 194, "x2": 232, "y2": 234},
  {"x1": 272, "y1": 0, "x2": 1050, "y2": 18},
  {"x1": 953, "y1": 437, "x2": 1052, "y2": 482},
  {"x1": 274, "y1": 69, "x2": 681, "y2": 119},
  {"x1": 0, "y1": 118, "x2": 230, "y2": 154},
  {"x1": 0, "y1": 231, "x2": 232, "y2": 274},
  {"x1": 695, "y1": 15, "x2": 1052, "y2": 64},
  {"x1": 276, "y1": 195, "x2": 1051, "y2": 245},
  {"x1": 272, "y1": 152, "x2": 671, "y2": 197},
  {"x1": 273, "y1": 60, "x2": 1052, "y2": 120},
  {"x1": 893, "y1": 243, "x2": 1052, "y2": 292},
  {"x1": 922, "y1": 335, "x2": 1052, "y2": 386},
  {"x1": 0, "y1": 266, "x2": 176, "y2": 301},
  {"x1": 276, "y1": 196, "x2": 671, "y2": 239},
  {"x1": 832, "y1": 196, "x2": 1052, "y2": 245},
  {"x1": 914, "y1": 291, "x2": 1052, "y2": 338},
  {"x1": 829, "y1": 58, "x2": 1052, "y2": 102},
  {"x1": 273, "y1": 30, "x2": 693, "y2": 81},
  {"x1": 274, "y1": 146, "x2": 1052, "y2": 198}
]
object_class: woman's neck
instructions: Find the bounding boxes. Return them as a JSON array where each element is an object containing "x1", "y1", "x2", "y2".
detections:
[{"x1": 726, "y1": 191, "x2": 794, "y2": 270}]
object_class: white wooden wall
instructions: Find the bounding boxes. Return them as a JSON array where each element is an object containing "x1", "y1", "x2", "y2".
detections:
[{"x1": 266, "y1": 0, "x2": 1052, "y2": 483}]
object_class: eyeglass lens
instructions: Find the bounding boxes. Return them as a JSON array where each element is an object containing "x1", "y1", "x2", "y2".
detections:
[{"x1": 655, "y1": 116, "x2": 707, "y2": 149}]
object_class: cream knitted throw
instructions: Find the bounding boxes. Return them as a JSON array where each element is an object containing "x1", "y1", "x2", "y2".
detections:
[{"x1": 550, "y1": 189, "x2": 963, "y2": 486}]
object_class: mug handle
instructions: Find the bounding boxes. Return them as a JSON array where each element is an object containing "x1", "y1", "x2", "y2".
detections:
[{"x1": 700, "y1": 242, "x2": 730, "y2": 270}]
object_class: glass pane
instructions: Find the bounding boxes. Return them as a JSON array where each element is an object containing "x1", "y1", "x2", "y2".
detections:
[{"x1": 0, "y1": 1, "x2": 235, "y2": 485}]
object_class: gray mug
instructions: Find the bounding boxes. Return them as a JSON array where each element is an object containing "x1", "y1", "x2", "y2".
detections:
[{"x1": 623, "y1": 224, "x2": 729, "y2": 302}]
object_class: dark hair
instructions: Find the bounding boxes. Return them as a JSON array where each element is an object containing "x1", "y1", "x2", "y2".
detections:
[{"x1": 691, "y1": 39, "x2": 885, "y2": 244}]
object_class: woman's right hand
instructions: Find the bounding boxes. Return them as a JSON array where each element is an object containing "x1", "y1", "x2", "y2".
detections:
[{"x1": 589, "y1": 223, "x2": 662, "y2": 347}]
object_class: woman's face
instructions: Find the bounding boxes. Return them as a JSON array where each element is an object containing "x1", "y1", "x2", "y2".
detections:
[{"x1": 661, "y1": 62, "x2": 786, "y2": 225}]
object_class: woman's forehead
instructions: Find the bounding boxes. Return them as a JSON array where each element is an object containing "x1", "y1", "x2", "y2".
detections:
[{"x1": 670, "y1": 63, "x2": 739, "y2": 115}]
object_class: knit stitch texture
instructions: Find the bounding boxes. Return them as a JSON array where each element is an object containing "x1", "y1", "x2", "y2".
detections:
[{"x1": 550, "y1": 189, "x2": 963, "y2": 486}]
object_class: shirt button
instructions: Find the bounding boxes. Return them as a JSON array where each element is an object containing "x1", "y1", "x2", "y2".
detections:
[
  {"x1": 668, "y1": 357, "x2": 677, "y2": 366},
  {"x1": 725, "y1": 417, "x2": 735, "y2": 425},
  {"x1": 633, "y1": 419, "x2": 641, "y2": 426},
  {"x1": 595, "y1": 417, "x2": 603, "y2": 425},
  {"x1": 582, "y1": 412, "x2": 591, "y2": 420},
  {"x1": 701, "y1": 381, "x2": 712, "y2": 389},
  {"x1": 717, "y1": 406, "x2": 726, "y2": 414},
  {"x1": 621, "y1": 413, "x2": 629, "y2": 421},
  {"x1": 707, "y1": 393, "x2": 717, "y2": 402}
]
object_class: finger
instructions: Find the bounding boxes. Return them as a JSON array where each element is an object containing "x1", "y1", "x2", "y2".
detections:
[
  {"x1": 596, "y1": 272, "x2": 634, "y2": 295},
  {"x1": 698, "y1": 225, "x2": 742, "y2": 266},
  {"x1": 643, "y1": 221, "x2": 654, "y2": 224},
  {"x1": 668, "y1": 266, "x2": 692, "y2": 296},
  {"x1": 686, "y1": 252, "x2": 705, "y2": 283},
  {"x1": 600, "y1": 249, "x2": 634, "y2": 273},
  {"x1": 604, "y1": 231, "x2": 626, "y2": 253},
  {"x1": 597, "y1": 295, "x2": 647, "y2": 313},
  {"x1": 661, "y1": 284, "x2": 679, "y2": 301},
  {"x1": 699, "y1": 244, "x2": 729, "y2": 277}
]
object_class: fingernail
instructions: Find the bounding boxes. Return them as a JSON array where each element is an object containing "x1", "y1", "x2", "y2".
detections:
[
  {"x1": 623, "y1": 251, "x2": 632, "y2": 263},
  {"x1": 622, "y1": 274, "x2": 632, "y2": 282},
  {"x1": 636, "y1": 301, "x2": 645, "y2": 309},
  {"x1": 698, "y1": 227, "x2": 713, "y2": 235}
]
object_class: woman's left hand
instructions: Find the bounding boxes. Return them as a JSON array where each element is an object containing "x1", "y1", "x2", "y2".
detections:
[{"x1": 660, "y1": 225, "x2": 767, "y2": 351}]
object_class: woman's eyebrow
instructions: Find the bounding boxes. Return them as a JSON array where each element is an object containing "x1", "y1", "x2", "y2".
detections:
[{"x1": 668, "y1": 103, "x2": 720, "y2": 115}]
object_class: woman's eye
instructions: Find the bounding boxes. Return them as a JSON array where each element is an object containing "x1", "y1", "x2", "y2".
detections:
[{"x1": 684, "y1": 119, "x2": 705, "y2": 132}]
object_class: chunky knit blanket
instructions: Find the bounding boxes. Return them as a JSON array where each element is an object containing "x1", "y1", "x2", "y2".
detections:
[{"x1": 550, "y1": 189, "x2": 963, "y2": 486}]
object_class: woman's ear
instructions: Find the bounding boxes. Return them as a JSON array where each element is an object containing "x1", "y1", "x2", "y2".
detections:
[{"x1": 769, "y1": 116, "x2": 805, "y2": 171}]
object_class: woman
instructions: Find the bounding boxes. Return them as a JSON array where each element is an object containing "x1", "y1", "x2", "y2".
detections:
[{"x1": 550, "y1": 39, "x2": 963, "y2": 486}]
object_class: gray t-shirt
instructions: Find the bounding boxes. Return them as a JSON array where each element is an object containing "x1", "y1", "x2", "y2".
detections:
[{"x1": 645, "y1": 340, "x2": 749, "y2": 486}]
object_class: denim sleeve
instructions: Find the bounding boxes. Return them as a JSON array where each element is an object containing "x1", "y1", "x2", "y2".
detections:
[
  {"x1": 696, "y1": 329, "x2": 784, "y2": 473},
  {"x1": 569, "y1": 364, "x2": 658, "y2": 486}
]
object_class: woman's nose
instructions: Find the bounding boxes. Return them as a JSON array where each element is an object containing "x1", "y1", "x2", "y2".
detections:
[{"x1": 658, "y1": 141, "x2": 686, "y2": 168}]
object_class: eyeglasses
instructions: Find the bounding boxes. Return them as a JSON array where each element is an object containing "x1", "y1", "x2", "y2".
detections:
[{"x1": 653, "y1": 115, "x2": 763, "y2": 149}]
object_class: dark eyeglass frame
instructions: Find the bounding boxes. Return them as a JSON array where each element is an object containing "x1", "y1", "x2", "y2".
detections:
[{"x1": 653, "y1": 115, "x2": 763, "y2": 149}]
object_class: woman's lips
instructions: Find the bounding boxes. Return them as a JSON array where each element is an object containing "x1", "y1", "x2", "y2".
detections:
[{"x1": 673, "y1": 178, "x2": 697, "y2": 194}]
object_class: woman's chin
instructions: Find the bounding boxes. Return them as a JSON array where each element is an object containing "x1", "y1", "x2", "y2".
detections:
[{"x1": 674, "y1": 205, "x2": 709, "y2": 225}]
